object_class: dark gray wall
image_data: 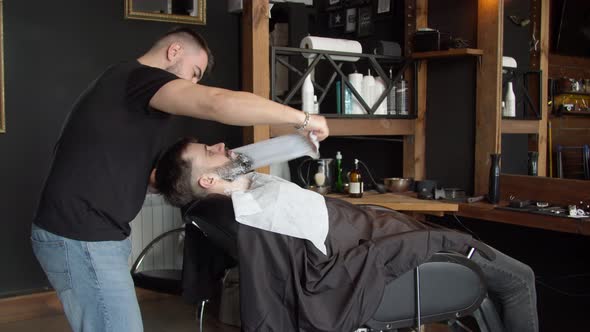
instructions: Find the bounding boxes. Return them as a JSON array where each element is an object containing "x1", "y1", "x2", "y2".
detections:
[
  {"x1": 0, "y1": 0, "x2": 241, "y2": 297},
  {"x1": 425, "y1": 0, "x2": 478, "y2": 193}
]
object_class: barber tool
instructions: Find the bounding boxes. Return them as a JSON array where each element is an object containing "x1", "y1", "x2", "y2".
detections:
[
  {"x1": 415, "y1": 180, "x2": 437, "y2": 200},
  {"x1": 233, "y1": 133, "x2": 319, "y2": 171},
  {"x1": 356, "y1": 159, "x2": 387, "y2": 194},
  {"x1": 383, "y1": 178, "x2": 413, "y2": 193},
  {"x1": 466, "y1": 196, "x2": 485, "y2": 204}
]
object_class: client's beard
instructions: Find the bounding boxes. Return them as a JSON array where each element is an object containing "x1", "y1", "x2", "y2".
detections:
[{"x1": 214, "y1": 151, "x2": 253, "y2": 182}]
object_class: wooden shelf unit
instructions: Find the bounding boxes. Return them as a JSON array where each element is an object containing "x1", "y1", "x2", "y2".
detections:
[
  {"x1": 241, "y1": 0, "x2": 549, "y2": 189},
  {"x1": 473, "y1": 0, "x2": 549, "y2": 195},
  {"x1": 412, "y1": 48, "x2": 483, "y2": 60}
]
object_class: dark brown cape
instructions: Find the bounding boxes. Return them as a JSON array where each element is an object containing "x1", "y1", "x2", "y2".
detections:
[{"x1": 238, "y1": 197, "x2": 474, "y2": 332}]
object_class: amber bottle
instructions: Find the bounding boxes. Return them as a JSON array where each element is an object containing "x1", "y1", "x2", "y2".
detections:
[{"x1": 349, "y1": 159, "x2": 364, "y2": 198}]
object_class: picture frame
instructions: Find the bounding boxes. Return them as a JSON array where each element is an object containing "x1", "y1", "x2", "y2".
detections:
[
  {"x1": 0, "y1": 2, "x2": 5, "y2": 134},
  {"x1": 345, "y1": 7, "x2": 357, "y2": 33},
  {"x1": 125, "y1": 0, "x2": 206, "y2": 25}
]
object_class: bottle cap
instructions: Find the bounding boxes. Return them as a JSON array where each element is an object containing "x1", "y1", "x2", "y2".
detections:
[{"x1": 336, "y1": 151, "x2": 342, "y2": 160}]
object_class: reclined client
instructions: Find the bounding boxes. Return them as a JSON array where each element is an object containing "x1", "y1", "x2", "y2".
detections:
[{"x1": 153, "y1": 137, "x2": 538, "y2": 332}]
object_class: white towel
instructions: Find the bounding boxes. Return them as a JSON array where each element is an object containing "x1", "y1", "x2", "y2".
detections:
[{"x1": 231, "y1": 173, "x2": 329, "y2": 255}]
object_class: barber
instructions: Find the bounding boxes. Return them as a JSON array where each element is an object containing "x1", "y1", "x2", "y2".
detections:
[{"x1": 31, "y1": 27, "x2": 329, "y2": 332}]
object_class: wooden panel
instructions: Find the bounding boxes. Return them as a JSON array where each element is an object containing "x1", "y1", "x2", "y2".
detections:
[
  {"x1": 500, "y1": 174, "x2": 590, "y2": 206},
  {"x1": 548, "y1": 54, "x2": 590, "y2": 79},
  {"x1": 327, "y1": 191, "x2": 458, "y2": 212},
  {"x1": 474, "y1": 0, "x2": 504, "y2": 195},
  {"x1": 530, "y1": 0, "x2": 549, "y2": 176},
  {"x1": 457, "y1": 201, "x2": 590, "y2": 235},
  {"x1": 501, "y1": 120, "x2": 540, "y2": 134},
  {"x1": 270, "y1": 118, "x2": 415, "y2": 137},
  {"x1": 412, "y1": 48, "x2": 483, "y2": 60},
  {"x1": 242, "y1": 0, "x2": 270, "y2": 173},
  {"x1": 412, "y1": 0, "x2": 427, "y2": 181},
  {"x1": 403, "y1": 0, "x2": 427, "y2": 180}
]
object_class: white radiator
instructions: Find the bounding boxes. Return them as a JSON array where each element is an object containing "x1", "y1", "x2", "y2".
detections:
[{"x1": 129, "y1": 194, "x2": 184, "y2": 271}]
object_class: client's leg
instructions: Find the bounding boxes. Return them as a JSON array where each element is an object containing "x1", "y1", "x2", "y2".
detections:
[{"x1": 470, "y1": 247, "x2": 538, "y2": 332}]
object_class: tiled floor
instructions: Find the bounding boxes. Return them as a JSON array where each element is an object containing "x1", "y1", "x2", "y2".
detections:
[{"x1": 0, "y1": 295, "x2": 239, "y2": 332}]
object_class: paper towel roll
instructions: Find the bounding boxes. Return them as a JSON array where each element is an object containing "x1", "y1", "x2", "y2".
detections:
[{"x1": 300, "y1": 36, "x2": 362, "y2": 62}]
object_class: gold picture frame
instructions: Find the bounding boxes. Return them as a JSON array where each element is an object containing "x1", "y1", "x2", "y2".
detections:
[
  {"x1": 0, "y1": 1, "x2": 5, "y2": 134},
  {"x1": 125, "y1": 0, "x2": 206, "y2": 25}
]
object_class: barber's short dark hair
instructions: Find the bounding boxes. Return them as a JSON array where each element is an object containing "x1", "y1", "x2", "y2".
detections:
[
  {"x1": 155, "y1": 137, "x2": 199, "y2": 207},
  {"x1": 155, "y1": 27, "x2": 215, "y2": 76}
]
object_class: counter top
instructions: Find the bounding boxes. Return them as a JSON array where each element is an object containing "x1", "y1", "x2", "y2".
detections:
[
  {"x1": 456, "y1": 201, "x2": 590, "y2": 236},
  {"x1": 326, "y1": 191, "x2": 459, "y2": 215}
]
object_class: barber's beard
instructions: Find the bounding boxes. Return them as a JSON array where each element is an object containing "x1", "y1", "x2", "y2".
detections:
[{"x1": 215, "y1": 151, "x2": 253, "y2": 182}]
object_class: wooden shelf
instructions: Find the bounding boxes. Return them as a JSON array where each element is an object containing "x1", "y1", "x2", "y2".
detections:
[
  {"x1": 412, "y1": 48, "x2": 483, "y2": 60},
  {"x1": 501, "y1": 119, "x2": 540, "y2": 134},
  {"x1": 270, "y1": 118, "x2": 415, "y2": 137},
  {"x1": 555, "y1": 91, "x2": 590, "y2": 97},
  {"x1": 557, "y1": 111, "x2": 590, "y2": 117}
]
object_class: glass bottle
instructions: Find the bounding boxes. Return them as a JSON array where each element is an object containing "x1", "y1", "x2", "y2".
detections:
[
  {"x1": 335, "y1": 151, "x2": 344, "y2": 193},
  {"x1": 387, "y1": 68, "x2": 396, "y2": 115},
  {"x1": 396, "y1": 75, "x2": 408, "y2": 115},
  {"x1": 528, "y1": 151, "x2": 539, "y2": 176},
  {"x1": 488, "y1": 154, "x2": 501, "y2": 204},
  {"x1": 349, "y1": 159, "x2": 363, "y2": 198}
]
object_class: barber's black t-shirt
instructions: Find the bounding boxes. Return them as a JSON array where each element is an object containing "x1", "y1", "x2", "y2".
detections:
[{"x1": 34, "y1": 60, "x2": 179, "y2": 241}]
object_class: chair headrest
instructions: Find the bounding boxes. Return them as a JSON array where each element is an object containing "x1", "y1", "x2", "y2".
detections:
[{"x1": 182, "y1": 194, "x2": 238, "y2": 259}]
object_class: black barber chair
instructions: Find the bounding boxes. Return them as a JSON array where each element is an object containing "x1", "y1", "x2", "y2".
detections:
[{"x1": 183, "y1": 196, "x2": 504, "y2": 332}]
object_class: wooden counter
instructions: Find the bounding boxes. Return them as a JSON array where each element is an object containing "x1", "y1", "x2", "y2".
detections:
[
  {"x1": 454, "y1": 174, "x2": 590, "y2": 236},
  {"x1": 456, "y1": 201, "x2": 590, "y2": 236},
  {"x1": 327, "y1": 191, "x2": 459, "y2": 216}
]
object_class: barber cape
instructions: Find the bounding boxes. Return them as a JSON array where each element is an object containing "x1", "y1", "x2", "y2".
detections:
[{"x1": 231, "y1": 172, "x2": 330, "y2": 255}]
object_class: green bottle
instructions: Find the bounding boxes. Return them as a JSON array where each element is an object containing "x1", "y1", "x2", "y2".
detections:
[{"x1": 335, "y1": 151, "x2": 343, "y2": 193}]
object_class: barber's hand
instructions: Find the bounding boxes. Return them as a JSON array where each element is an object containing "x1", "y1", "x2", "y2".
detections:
[{"x1": 305, "y1": 114, "x2": 330, "y2": 141}]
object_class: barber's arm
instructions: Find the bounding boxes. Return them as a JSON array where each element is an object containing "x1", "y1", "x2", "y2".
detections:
[{"x1": 149, "y1": 79, "x2": 329, "y2": 141}]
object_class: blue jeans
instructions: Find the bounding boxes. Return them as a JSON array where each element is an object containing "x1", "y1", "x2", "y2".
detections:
[
  {"x1": 31, "y1": 223, "x2": 143, "y2": 332},
  {"x1": 471, "y1": 247, "x2": 539, "y2": 332}
]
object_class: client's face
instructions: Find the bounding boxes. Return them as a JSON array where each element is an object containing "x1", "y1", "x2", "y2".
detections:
[{"x1": 183, "y1": 142, "x2": 252, "y2": 181}]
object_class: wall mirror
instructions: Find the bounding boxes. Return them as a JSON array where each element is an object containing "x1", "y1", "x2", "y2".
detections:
[
  {"x1": 0, "y1": 1, "x2": 5, "y2": 134},
  {"x1": 125, "y1": 0, "x2": 206, "y2": 25}
]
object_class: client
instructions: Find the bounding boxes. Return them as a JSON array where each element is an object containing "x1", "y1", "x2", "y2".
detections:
[{"x1": 154, "y1": 137, "x2": 538, "y2": 332}]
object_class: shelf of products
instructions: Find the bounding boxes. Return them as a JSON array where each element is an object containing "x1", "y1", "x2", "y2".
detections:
[
  {"x1": 271, "y1": 46, "x2": 414, "y2": 120},
  {"x1": 270, "y1": 118, "x2": 416, "y2": 137},
  {"x1": 411, "y1": 48, "x2": 483, "y2": 60}
]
